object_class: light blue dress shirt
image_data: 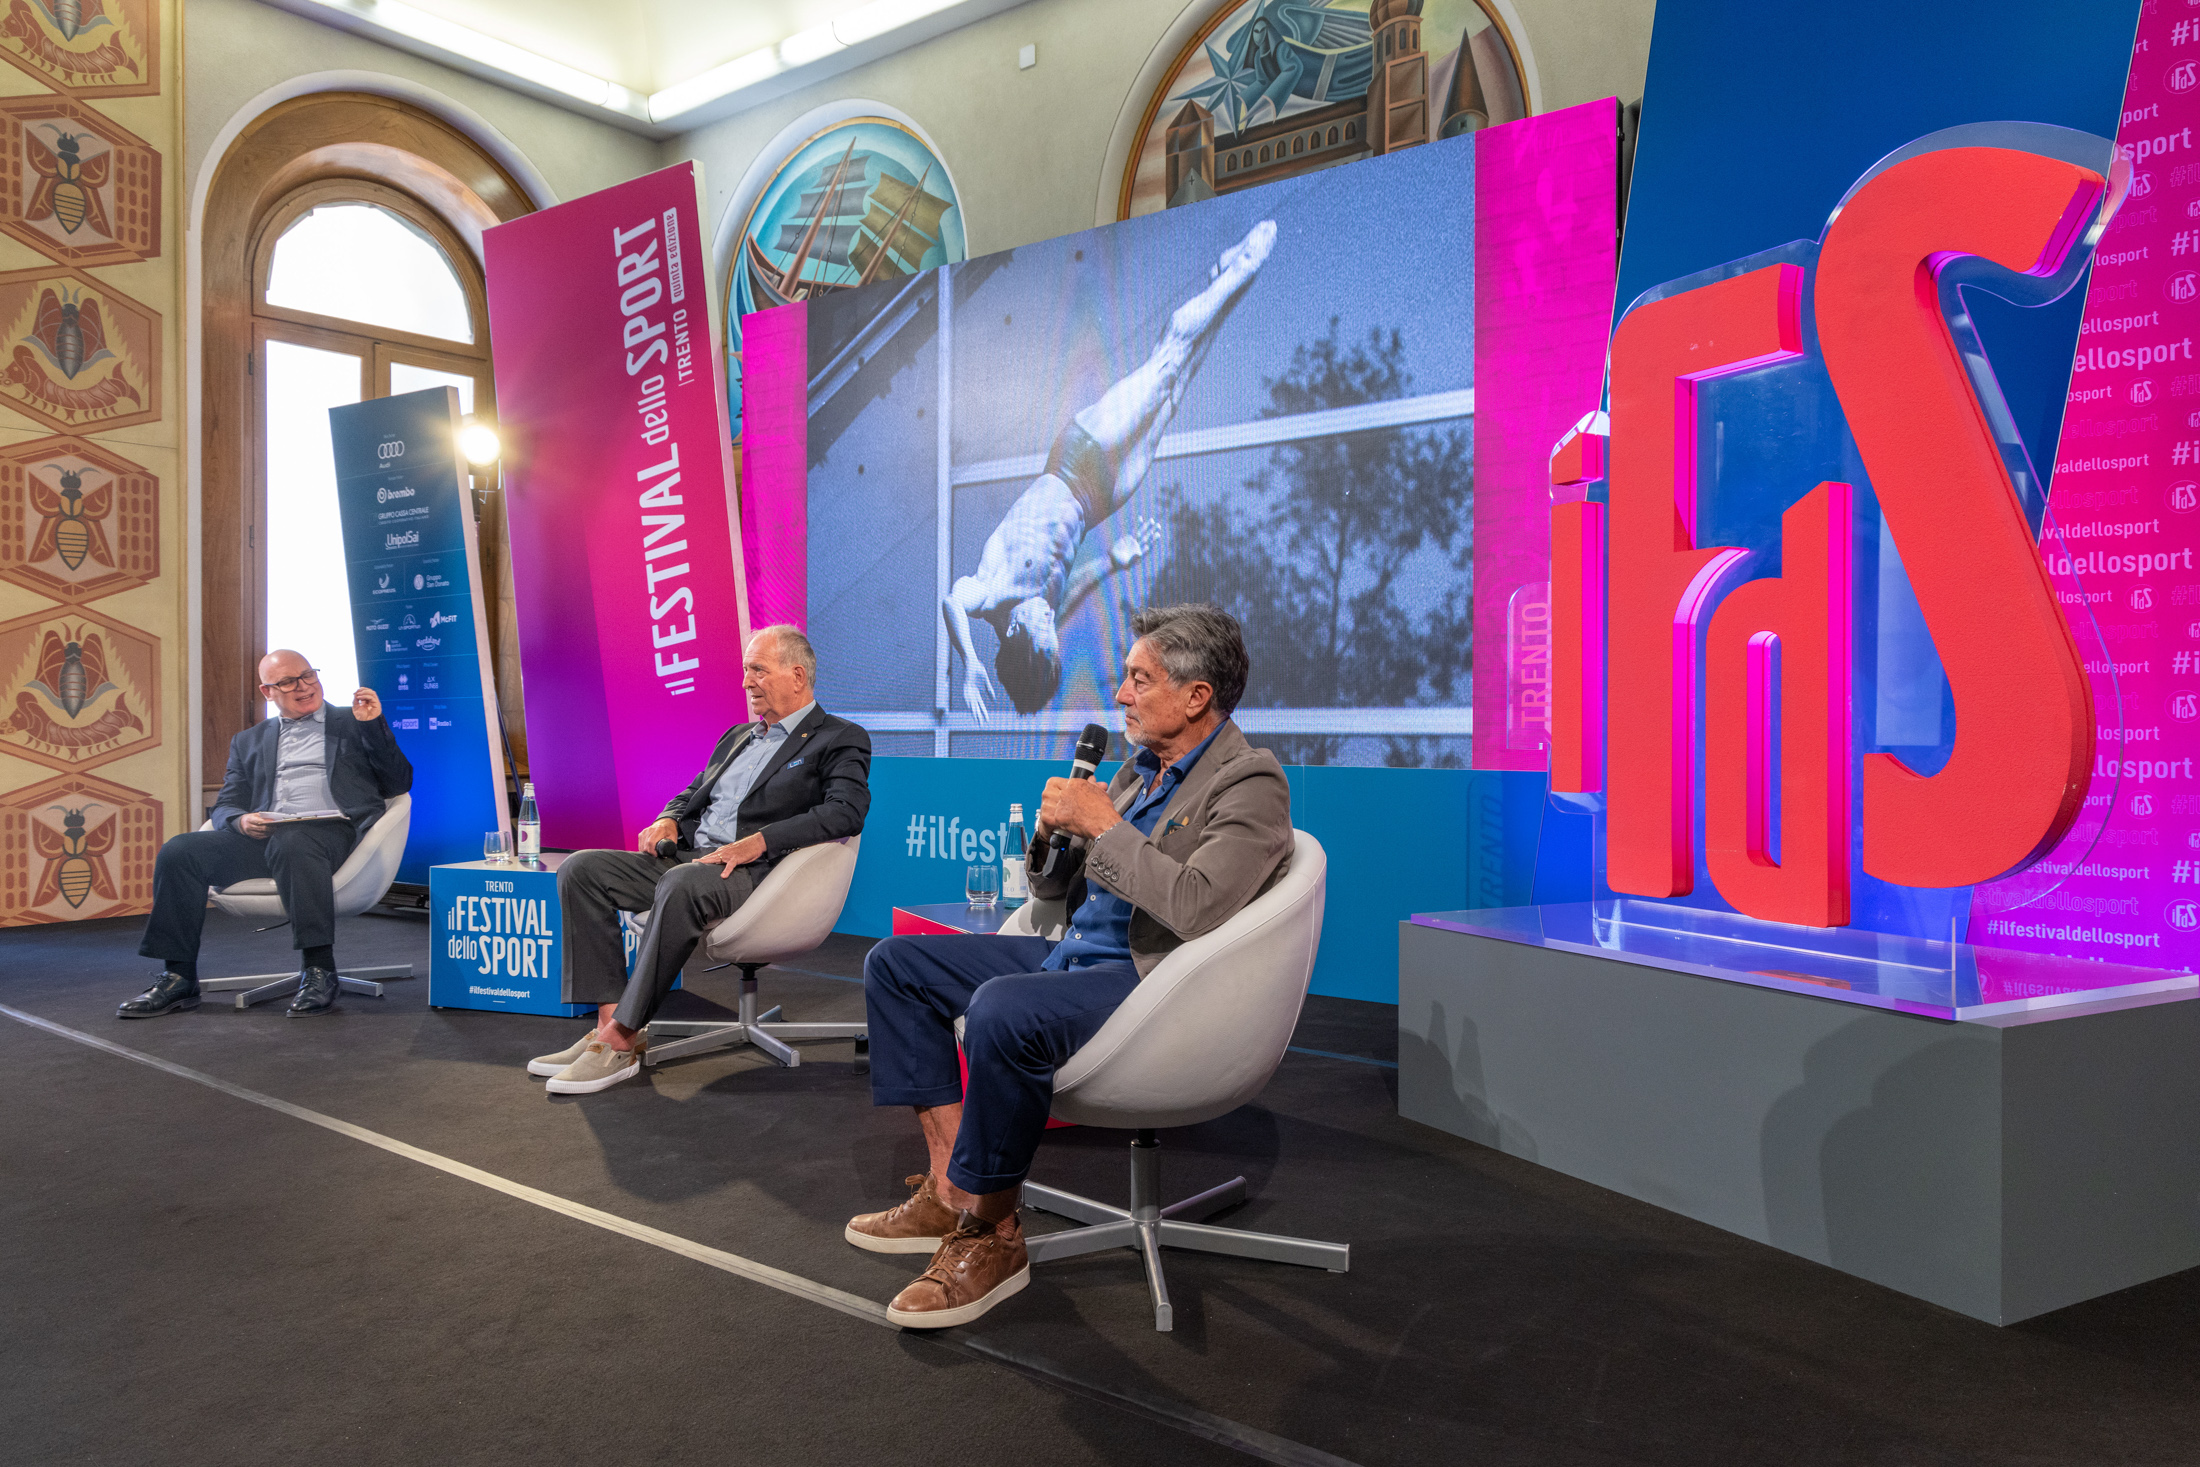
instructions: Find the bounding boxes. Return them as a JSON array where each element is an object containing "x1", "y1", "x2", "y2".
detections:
[
  {"x1": 695, "y1": 701, "x2": 816, "y2": 849},
  {"x1": 1042, "y1": 723, "x2": 1223, "y2": 972},
  {"x1": 270, "y1": 705, "x2": 336, "y2": 815}
]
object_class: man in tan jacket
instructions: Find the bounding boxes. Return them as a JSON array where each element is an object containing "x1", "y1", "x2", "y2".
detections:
[{"x1": 849, "y1": 604, "x2": 1293, "y2": 1328}]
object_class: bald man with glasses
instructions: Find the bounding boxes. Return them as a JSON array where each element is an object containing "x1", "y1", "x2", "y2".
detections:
[{"x1": 119, "y1": 649, "x2": 413, "y2": 1020}]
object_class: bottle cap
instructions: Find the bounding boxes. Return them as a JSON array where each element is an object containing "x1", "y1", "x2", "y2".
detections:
[{"x1": 1010, "y1": 803, "x2": 1024, "y2": 819}]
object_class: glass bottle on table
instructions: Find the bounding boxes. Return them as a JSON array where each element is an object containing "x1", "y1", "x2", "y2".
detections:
[
  {"x1": 516, "y1": 781, "x2": 540, "y2": 865},
  {"x1": 1002, "y1": 802, "x2": 1030, "y2": 907}
]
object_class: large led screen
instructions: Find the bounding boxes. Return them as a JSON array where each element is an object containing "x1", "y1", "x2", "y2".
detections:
[{"x1": 802, "y1": 137, "x2": 1476, "y2": 765}]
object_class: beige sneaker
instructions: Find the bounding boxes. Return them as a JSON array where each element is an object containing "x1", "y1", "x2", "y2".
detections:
[
  {"x1": 544, "y1": 1036, "x2": 646, "y2": 1095},
  {"x1": 846, "y1": 1174, "x2": 960, "y2": 1254},
  {"x1": 528, "y1": 1028, "x2": 599, "y2": 1077}
]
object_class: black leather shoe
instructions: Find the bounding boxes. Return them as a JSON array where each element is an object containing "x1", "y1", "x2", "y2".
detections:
[
  {"x1": 286, "y1": 966, "x2": 340, "y2": 1017},
  {"x1": 118, "y1": 971, "x2": 200, "y2": 1019}
]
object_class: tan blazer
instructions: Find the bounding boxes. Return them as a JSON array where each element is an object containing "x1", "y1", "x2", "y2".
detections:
[{"x1": 1029, "y1": 719, "x2": 1293, "y2": 978}]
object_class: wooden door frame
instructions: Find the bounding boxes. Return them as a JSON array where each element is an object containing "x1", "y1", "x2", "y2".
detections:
[{"x1": 200, "y1": 92, "x2": 533, "y2": 793}]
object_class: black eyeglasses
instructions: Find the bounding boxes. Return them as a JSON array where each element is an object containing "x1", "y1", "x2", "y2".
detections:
[{"x1": 263, "y1": 669, "x2": 320, "y2": 694}]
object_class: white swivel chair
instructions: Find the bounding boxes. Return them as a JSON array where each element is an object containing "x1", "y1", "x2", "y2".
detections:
[
  {"x1": 196, "y1": 793, "x2": 415, "y2": 1009},
  {"x1": 643, "y1": 834, "x2": 864, "y2": 1069},
  {"x1": 995, "y1": 828, "x2": 1347, "y2": 1331}
]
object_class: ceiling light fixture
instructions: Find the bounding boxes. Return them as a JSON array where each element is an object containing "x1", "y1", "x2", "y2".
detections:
[
  {"x1": 647, "y1": 45, "x2": 784, "y2": 123},
  {"x1": 832, "y1": 0, "x2": 963, "y2": 48},
  {"x1": 291, "y1": 0, "x2": 628, "y2": 110},
  {"x1": 776, "y1": 23, "x2": 845, "y2": 68}
]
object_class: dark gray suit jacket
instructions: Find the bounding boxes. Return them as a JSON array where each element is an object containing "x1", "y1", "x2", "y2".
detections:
[
  {"x1": 208, "y1": 706, "x2": 414, "y2": 837},
  {"x1": 659, "y1": 705, "x2": 871, "y2": 862}
]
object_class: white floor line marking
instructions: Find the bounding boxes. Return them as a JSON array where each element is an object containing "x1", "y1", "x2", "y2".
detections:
[
  {"x1": 2, "y1": 1001, "x2": 1365, "y2": 1467},
  {"x1": 0, "y1": 1002, "x2": 890, "y2": 1328}
]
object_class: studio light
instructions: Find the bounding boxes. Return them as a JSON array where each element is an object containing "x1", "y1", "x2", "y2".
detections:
[{"x1": 460, "y1": 423, "x2": 502, "y2": 467}]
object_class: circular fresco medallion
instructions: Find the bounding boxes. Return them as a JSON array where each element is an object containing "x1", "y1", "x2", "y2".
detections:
[{"x1": 726, "y1": 117, "x2": 964, "y2": 432}]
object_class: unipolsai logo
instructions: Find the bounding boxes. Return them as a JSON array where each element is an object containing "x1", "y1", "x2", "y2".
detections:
[
  {"x1": 2168, "y1": 899, "x2": 2200, "y2": 932},
  {"x1": 2173, "y1": 691, "x2": 2200, "y2": 722},
  {"x1": 2171, "y1": 481, "x2": 2199, "y2": 513},
  {"x1": 2134, "y1": 585, "x2": 2157, "y2": 611},
  {"x1": 2132, "y1": 378, "x2": 2157, "y2": 405},
  {"x1": 2170, "y1": 271, "x2": 2200, "y2": 305},
  {"x1": 2171, "y1": 60, "x2": 2200, "y2": 93},
  {"x1": 2134, "y1": 791, "x2": 2159, "y2": 818}
]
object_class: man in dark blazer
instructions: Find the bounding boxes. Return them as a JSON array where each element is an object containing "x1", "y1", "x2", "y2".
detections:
[
  {"x1": 120, "y1": 648, "x2": 413, "y2": 1020},
  {"x1": 537, "y1": 624, "x2": 870, "y2": 1094}
]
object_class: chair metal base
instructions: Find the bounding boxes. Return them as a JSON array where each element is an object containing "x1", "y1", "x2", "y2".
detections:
[
  {"x1": 1021, "y1": 1130, "x2": 1349, "y2": 1332},
  {"x1": 643, "y1": 968, "x2": 867, "y2": 1070},
  {"x1": 198, "y1": 964, "x2": 413, "y2": 1010}
]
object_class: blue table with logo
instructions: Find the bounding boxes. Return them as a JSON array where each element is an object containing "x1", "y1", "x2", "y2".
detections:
[{"x1": 430, "y1": 854, "x2": 639, "y2": 1016}]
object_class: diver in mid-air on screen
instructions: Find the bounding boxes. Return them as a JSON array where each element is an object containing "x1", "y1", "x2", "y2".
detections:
[{"x1": 943, "y1": 218, "x2": 1277, "y2": 721}]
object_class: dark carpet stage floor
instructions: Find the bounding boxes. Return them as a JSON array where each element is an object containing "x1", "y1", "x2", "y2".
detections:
[{"x1": 6, "y1": 910, "x2": 2200, "y2": 1466}]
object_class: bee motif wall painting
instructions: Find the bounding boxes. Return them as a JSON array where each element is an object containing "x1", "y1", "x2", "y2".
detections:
[
  {"x1": 0, "y1": 0, "x2": 155, "y2": 98},
  {"x1": 0, "y1": 266, "x2": 157, "y2": 432},
  {"x1": 0, "y1": 605, "x2": 156, "y2": 772},
  {"x1": 0, "y1": 97, "x2": 157, "y2": 264},
  {"x1": 0, "y1": 770, "x2": 158, "y2": 923},
  {"x1": 0, "y1": 435, "x2": 156, "y2": 601}
]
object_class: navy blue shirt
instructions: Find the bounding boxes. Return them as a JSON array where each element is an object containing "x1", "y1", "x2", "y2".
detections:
[{"x1": 1042, "y1": 724, "x2": 1225, "y2": 972}]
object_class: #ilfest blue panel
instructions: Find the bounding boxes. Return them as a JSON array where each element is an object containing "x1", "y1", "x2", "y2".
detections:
[{"x1": 331, "y1": 388, "x2": 509, "y2": 883}]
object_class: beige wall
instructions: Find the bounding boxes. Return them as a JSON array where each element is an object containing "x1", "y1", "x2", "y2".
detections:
[
  {"x1": 675, "y1": 0, "x2": 1655, "y2": 258},
  {"x1": 676, "y1": 0, "x2": 1184, "y2": 259},
  {"x1": 181, "y1": 0, "x2": 1654, "y2": 275},
  {"x1": 182, "y1": 0, "x2": 659, "y2": 210}
]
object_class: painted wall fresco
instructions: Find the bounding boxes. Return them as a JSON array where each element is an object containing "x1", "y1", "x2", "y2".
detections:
[
  {"x1": 0, "y1": 0, "x2": 176, "y2": 929},
  {"x1": 1117, "y1": 0, "x2": 1528, "y2": 220},
  {"x1": 724, "y1": 116, "x2": 964, "y2": 437}
]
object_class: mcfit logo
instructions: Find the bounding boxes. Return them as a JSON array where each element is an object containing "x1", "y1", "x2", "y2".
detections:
[{"x1": 1550, "y1": 146, "x2": 2115, "y2": 928}]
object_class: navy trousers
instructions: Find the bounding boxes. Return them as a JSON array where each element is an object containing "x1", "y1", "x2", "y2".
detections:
[
  {"x1": 139, "y1": 822, "x2": 357, "y2": 960},
  {"x1": 863, "y1": 934, "x2": 1141, "y2": 1195}
]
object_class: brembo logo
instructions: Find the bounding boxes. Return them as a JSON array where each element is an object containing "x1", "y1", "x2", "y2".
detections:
[{"x1": 1549, "y1": 145, "x2": 2108, "y2": 927}]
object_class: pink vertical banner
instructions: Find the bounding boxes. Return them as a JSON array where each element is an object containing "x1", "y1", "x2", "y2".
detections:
[
  {"x1": 1968, "y1": 10, "x2": 2200, "y2": 968},
  {"x1": 739, "y1": 300, "x2": 809, "y2": 632},
  {"x1": 485, "y1": 162, "x2": 752, "y2": 850},
  {"x1": 1472, "y1": 98, "x2": 1619, "y2": 771}
]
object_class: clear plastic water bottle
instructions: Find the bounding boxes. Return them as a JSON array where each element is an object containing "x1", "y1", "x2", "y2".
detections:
[
  {"x1": 1002, "y1": 802, "x2": 1030, "y2": 906},
  {"x1": 516, "y1": 781, "x2": 540, "y2": 865}
]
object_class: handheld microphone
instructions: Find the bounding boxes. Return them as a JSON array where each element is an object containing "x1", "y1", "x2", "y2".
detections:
[
  {"x1": 1045, "y1": 723, "x2": 1112, "y2": 863},
  {"x1": 655, "y1": 839, "x2": 678, "y2": 857}
]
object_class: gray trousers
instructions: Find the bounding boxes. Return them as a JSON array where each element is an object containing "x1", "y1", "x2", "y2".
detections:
[{"x1": 556, "y1": 848, "x2": 760, "y2": 1029}]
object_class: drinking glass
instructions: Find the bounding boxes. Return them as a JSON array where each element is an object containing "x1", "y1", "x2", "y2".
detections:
[
  {"x1": 484, "y1": 831, "x2": 507, "y2": 864},
  {"x1": 966, "y1": 863, "x2": 999, "y2": 907}
]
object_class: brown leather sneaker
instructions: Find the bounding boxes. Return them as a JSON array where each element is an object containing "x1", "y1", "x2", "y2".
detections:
[
  {"x1": 845, "y1": 1173, "x2": 959, "y2": 1254},
  {"x1": 885, "y1": 1210, "x2": 1030, "y2": 1329}
]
